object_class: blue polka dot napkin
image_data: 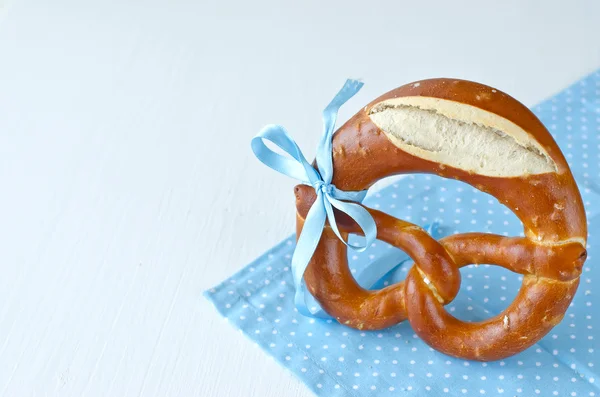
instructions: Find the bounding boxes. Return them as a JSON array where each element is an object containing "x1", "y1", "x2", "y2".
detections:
[{"x1": 205, "y1": 70, "x2": 600, "y2": 397}]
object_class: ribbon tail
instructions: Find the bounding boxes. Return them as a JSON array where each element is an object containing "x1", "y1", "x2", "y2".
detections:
[
  {"x1": 295, "y1": 281, "x2": 332, "y2": 319},
  {"x1": 316, "y1": 79, "x2": 364, "y2": 182},
  {"x1": 326, "y1": 196, "x2": 377, "y2": 252},
  {"x1": 292, "y1": 195, "x2": 327, "y2": 316}
]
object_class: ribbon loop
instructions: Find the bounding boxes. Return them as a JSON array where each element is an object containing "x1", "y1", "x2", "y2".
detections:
[
  {"x1": 251, "y1": 124, "x2": 321, "y2": 184},
  {"x1": 251, "y1": 79, "x2": 377, "y2": 319}
]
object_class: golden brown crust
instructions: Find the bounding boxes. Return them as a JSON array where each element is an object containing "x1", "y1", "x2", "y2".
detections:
[{"x1": 294, "y1": 78, "x2": 587, "y2": 361}]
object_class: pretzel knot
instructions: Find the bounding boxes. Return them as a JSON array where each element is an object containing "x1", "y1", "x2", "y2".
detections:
[{"x1": 294, "y1": 78, "x2": 588, "y2": 361}]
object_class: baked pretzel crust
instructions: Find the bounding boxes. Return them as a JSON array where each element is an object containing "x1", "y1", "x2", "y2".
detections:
[{"x1": 294, "y1": 78, "x2": 587, "y2": 361}]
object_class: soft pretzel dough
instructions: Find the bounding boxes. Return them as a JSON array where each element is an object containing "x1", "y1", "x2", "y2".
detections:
[{"x1": 294, "y1": 78, "x2": 587, "y2": 361}]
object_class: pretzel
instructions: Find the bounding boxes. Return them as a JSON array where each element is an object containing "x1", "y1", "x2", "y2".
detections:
[{"x1": 294, "y1": 78, "x2": 587, "y2": 361}]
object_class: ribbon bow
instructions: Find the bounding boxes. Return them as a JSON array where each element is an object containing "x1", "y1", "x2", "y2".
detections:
[{"x1": 251, "y1": 79, "x2": 378, "y2": 316}]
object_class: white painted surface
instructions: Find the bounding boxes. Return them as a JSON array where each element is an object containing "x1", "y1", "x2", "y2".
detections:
[{"x1": 0, "y1": 0, "x2": 598, "y2": 396}]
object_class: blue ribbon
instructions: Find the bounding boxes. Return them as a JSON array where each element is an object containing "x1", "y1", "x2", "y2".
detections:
[{"x1": 251, "y1": 79, "x2": 378, "y2": 317}]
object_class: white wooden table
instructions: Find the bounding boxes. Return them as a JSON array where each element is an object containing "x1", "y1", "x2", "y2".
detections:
[{"x1": 0, "y1": 1, "x2": 599, "y2": 396}]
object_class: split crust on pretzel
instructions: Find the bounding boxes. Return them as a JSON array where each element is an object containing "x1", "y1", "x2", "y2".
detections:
[{"x1": 294, "y1": 78, "x2": 587, "y2": 361}]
